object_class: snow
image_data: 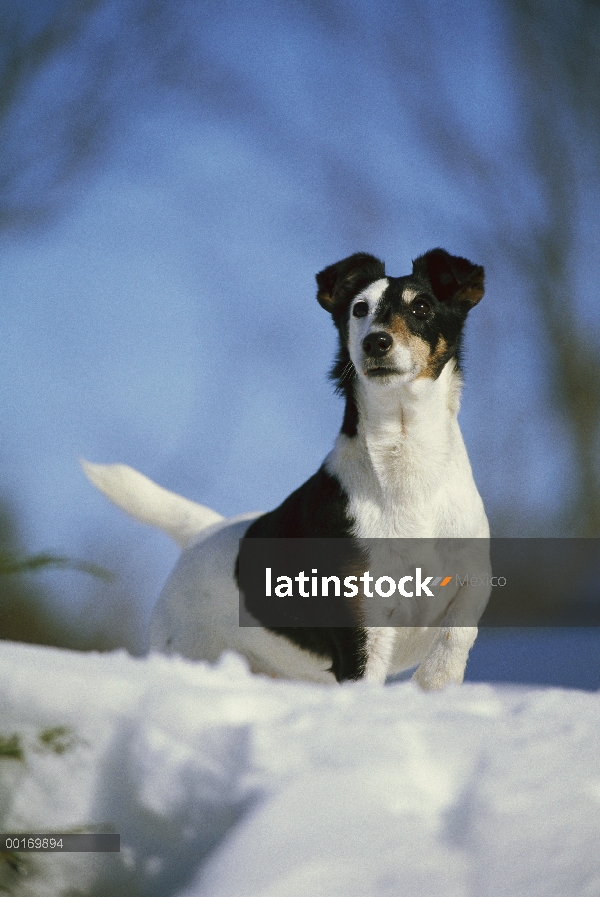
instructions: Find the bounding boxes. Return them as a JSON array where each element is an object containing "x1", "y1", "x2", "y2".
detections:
[{"x1": 1, "y1": 641, "x2": 600, "y2": 896}]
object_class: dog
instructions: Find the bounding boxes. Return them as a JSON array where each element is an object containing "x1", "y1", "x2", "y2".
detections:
[{"x1": 83, "y1": 248, "x2": 490, "y2": 689}]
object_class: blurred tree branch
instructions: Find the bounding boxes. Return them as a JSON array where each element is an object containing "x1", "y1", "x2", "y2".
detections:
[
  {"x1": 0, "y1": 0, "x2": 106, "y2": 228},
  {"x1": 498, "y1": 0, "x2": 600, "y2": 534},
  {"x1": 0, "y1": 549, "x2": 111, "y2": 580},
  {"x1": 0, "y1": 0, "x2": 389, "y2": 237},
  {"x1": 375, "y1": 0, "x2": 600, "y2": 534}
]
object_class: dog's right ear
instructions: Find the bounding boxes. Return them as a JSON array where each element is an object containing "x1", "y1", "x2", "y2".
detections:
[{"x1": 316, "y1": 253, "x2": 385, "y2": 315}]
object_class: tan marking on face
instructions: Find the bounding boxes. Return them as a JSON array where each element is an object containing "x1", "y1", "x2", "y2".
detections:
[
  {"x1": 417, "y1": 334, "x2": 450, "y2": 379},
  {"x1": 388, "y1": 316, "x2": 430, "y2": 371},
  {"x1": 387, "y1": 316, "x2": 450, "y2": 378}
]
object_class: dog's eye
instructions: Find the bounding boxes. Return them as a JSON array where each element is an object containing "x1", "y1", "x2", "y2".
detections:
[
  {"x1": 353, "y1": 301, "x2": 369, "y2": 318},
  {"x1": 411, "y1": 297, "x2": 431, "y2": 319}
]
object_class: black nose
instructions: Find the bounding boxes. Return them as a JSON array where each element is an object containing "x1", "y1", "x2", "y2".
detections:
[{"x1": 362, "y1": 331, "x2": 392, "y2": 358}]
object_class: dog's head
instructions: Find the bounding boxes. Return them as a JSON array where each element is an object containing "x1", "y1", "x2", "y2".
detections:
[{"x1": 316, "y1": 248, "x2": 484, "y2": 433}]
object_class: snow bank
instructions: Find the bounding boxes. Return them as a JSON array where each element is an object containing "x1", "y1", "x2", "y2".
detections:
[{"x1": 1, "y1": 640, "x2": 599, "y2": 896}]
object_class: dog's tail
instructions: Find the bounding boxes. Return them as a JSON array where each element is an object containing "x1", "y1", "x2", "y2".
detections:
[{"x1": 81, "y1": 460, "x2": 225, "y2": 548}]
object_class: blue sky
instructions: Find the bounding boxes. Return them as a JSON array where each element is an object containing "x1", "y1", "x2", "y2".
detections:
[{"x1": 2, "y1": 0, "x2": 598, "y2": 665}]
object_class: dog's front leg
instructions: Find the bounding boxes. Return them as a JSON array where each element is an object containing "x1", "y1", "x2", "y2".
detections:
[
  {"x1": 412, "y1": 624, "x2": 478, "y2": 690},
  {"x1": 363, "y1": 628, "x2": 397, "y2": 683},
  {"x1": 412, "y1": 580, "x2": 490, "y2": 690}
]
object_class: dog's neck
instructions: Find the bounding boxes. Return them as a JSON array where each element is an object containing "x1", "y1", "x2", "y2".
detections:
[
  {"x1": 326, "y1": 360, "x2": 471, "y2": 526},
  {"x1": 347, "y1": 360, "x2": 463, "y2": 485}
]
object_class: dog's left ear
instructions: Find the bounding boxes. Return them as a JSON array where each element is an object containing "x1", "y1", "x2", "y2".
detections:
[
  {"x1": 414, "y1": 248, "x2": 484, "y2": 308},
  {"x1": 316, "y1": 253, "x2": 385, "y2": 316}
]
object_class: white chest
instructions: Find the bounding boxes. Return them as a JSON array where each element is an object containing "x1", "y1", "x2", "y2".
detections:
[{"x1": 326, "y1": 427, "x2": 488, "y2": 540}]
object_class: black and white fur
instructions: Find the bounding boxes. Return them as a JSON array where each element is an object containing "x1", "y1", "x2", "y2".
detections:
[{"x1": 83, "y1": 248, "x2": 490, "y2": 689}]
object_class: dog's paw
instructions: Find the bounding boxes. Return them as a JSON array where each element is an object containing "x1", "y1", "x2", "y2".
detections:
[{"x1": 412, "y1": 661, "x2": 464, "y2": 691}]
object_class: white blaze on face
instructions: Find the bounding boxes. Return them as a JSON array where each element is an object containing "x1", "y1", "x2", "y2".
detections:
[
  {"x1": 348, "y1": 279, "x2": 388, "y2": 370},
  {"x1": 350, "y1": 279, "x2": 389, "y2": 324}
]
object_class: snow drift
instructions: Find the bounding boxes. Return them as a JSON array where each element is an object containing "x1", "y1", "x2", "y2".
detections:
[{"x1": 1, "y1": 640, "x2": 599, "y2": 896}]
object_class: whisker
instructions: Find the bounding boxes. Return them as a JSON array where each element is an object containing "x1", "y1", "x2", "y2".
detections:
[{"x1": 342, "y1": 362, "x2": 356, "y2": 383}]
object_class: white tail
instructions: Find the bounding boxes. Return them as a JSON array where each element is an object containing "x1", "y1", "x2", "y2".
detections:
[{"x1": 81, "y1": 460, "x2": 224, "y2": 548}]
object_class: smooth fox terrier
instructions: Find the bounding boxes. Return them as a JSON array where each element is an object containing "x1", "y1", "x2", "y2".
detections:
[{"x1": 83, "y1": 248, "x2": 490, "y2": 689}]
